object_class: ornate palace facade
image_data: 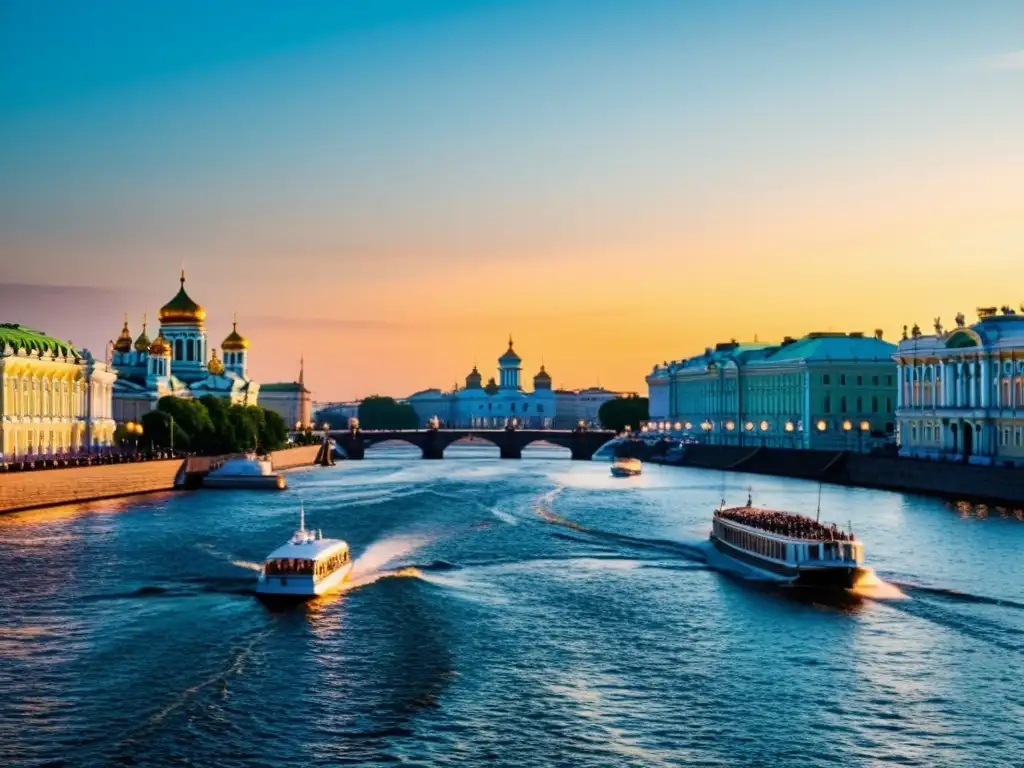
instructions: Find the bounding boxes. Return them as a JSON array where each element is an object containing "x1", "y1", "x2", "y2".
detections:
[
  {"x1": 646, "y1": 332, "x2": 897, "y2": 451},
  {"x1": 0, "y1": 324, "x2": 117, "y2": 459},
  {"x1": 894, "y1": 307, "x2": 1024, "y2": 465}
]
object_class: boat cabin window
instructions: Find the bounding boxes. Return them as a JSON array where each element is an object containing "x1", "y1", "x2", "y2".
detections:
[
  {"x1": 313, "y1": 549, "x2": 351, "y2": 580},
  {"x1": 265, "y1": 558, "x2": 314, "y2": 575},
  {"x1": 807, "y1": 544, "x2": 820, "y2": 560}
]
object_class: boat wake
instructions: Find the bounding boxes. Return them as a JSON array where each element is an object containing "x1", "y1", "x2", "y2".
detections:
[{"x1": 337, "y1": 535, "x2": 433, "y2": 594}]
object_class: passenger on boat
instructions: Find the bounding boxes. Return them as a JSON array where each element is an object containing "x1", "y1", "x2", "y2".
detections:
[{"x1": 715, "y1": 507, "x2": 851, "y2": 542}]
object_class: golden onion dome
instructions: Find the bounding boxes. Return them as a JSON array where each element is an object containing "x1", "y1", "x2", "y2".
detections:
[
  {"x1": 148, "y1": 333, "x2": 171, "y2": 357},
  {"x1": 207, "y1": 349, "x2": 225, "y2": 376},
  {"x1": 113, "y1": 314, "x2": 133, "y2": 354},
  {"x1": 134, "y1": 315, "x2": 151, "y2": 352},
  {"x1": 159, "y1": 270, "x2": 206, "y2": 326},
  {"x1": 221, "y1": 315, "x2": 249, "y2": 352}
]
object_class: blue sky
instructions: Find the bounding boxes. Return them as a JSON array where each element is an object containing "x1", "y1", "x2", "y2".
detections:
[{"x1": 2, "y1": 1, "x2": 1023, "y2": 397}]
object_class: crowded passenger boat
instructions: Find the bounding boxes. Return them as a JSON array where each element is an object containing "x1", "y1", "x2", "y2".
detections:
[
  {"x1": 709, "y1": 491, "x2": 868, "y2": 588},
  {"x1": 255, "y1": 504, "x2": 353, "y2": 607},
  {"x1": 610, "y1": 457, "x2": 643, "y2": 477}
]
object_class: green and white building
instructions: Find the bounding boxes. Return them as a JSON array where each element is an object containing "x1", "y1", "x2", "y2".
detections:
[{"x1": 646, "y1": 332, "x2": 897, "y2": 451}]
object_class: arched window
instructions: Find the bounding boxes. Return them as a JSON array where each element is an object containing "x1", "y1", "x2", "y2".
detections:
[
  {"x1": 186, "y1": 339, "x2": 195, "y2": 361},
  {"x1": 174, "y1": 339, "x2": 184, "y2": 360}
]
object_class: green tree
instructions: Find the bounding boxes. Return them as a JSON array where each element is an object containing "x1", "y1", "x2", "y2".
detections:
[
  {"x1": 141, "y1": 410, "x2": 178, "y2": 450},
  {"x1": 153, "y1": 396, "x2": 214, "y2": 452},
  {"x1": 358, "y1": 396, "x2": 419, "y2": 429},
  {"x1": 597, "y1": 396, "x2": 649, "y2": 433}
]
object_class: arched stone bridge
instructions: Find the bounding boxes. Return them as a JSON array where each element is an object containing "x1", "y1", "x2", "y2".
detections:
[{"x1": 326, "y1": 428, "x2": 616, "y2": 461}]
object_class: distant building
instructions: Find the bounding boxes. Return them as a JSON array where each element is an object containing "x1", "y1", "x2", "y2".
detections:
[
  {"x1": 407, "y1": 337, "x2": 556, "y2": 428},
  {"x1": 314, "y1": 401, "x2": 361, "y2": 428},
  {"x1": 0, "y1": 323, "x2": 116, "y2": 458},
  {"x1": 259, "y1": 357, "x2": 312, "y2": 429},
  {"x1": 646, "y1": 332, "x2": 897, "y2": 451},
  {"x1": 895, "y1": 308, "x2": 1024, "y2": 465},
  {"x1": 111, "y1": 272, "x2": 260, "y2": 424},
  {"x1": 553, "y1": 387, "x2": 634, "y2": 429}
]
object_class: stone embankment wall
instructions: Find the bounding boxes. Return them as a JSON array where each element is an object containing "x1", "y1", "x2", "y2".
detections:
[
  {"x1": 269, "y1": 444, "x2": 321, "y2": 470},
  {"x1": 0, "y1": 460, "x2": 184, "y2": 515},
  {"x1": 650, "y1": 444, "x2": 1024, "y2": 506},
  {"x1": 845, "y1": 455, "x2": 1024, "y2": 504}
]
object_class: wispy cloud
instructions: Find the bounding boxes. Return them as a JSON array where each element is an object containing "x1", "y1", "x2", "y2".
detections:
[{"x1": 980, "y1": 50, "x2": 1024, "y2": 71}]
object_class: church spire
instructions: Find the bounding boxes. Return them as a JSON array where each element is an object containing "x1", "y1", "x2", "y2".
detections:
[{"x1": 299, "y1": 353, "x2": 305, "y2": 389}]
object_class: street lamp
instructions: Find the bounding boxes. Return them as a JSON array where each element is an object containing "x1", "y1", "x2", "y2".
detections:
[{"x1": 859, "y1": 420, "x2": 870, "y2": 453}]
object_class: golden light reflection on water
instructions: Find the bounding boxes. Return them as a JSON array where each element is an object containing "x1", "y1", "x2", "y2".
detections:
[
  {"x1": 949, "y1": 501, "x2": 1024, "y2": 521},
  {"x1": 0, "y1": 493, "x2": 175, "y2": 527}
]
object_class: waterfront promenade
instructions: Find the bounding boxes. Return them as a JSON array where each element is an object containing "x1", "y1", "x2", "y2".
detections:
[{"x1": 0, "y1": 444, "x2": 322, "y2": 515}]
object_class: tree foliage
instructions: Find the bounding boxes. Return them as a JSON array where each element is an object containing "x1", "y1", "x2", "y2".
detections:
[
  {"x1": 358, "y1": 396, "x2": 419, "y2": 429},
  {"x1": 597, "y1": 395, "x2": 649, "y2": 433},
  {"x1": 142, "y1": 396, "x2": 290, "y2": 454}
]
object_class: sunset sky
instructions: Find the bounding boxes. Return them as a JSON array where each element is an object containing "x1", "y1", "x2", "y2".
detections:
[{"x1": 2, "y1": 1, "x2": 1023, "y2": 400}]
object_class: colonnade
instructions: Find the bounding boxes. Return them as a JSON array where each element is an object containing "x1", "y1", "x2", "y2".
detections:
[{"x1": 897, "y1": 356, "x2": 1022, "y2": 411}]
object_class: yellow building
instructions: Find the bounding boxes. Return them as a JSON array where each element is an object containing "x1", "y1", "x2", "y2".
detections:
[{"x1": 0, "y1": 324, "x2": 117, "y2": 460}]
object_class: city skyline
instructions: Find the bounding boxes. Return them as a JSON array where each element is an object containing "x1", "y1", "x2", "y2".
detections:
[{"x1": 3, "y1": 1, "x2": 1024, "y2": 399}]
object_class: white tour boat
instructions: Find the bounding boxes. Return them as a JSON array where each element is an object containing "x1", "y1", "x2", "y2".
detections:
[
  {"x1": 204, "y1": 453, "x2": 285, "y2": 490},
  {"x1": 610, "y1": 457, "x2": 643, "y2": 477},
  {"x1": 255, "y1": 505, "x2": 353, "y2": 606},
  {"x1": 709, "y1": 491, "x2": 868, "y2": 589}
]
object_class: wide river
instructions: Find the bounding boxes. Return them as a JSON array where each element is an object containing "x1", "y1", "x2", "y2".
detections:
[{"x1": 2, "y1": 444, "x2": 1023, "y2": 767}]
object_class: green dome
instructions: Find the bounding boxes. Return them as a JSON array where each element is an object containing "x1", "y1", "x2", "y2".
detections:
[{"x1": 0, "y1": 323, "x2": 79, "y2": 359}]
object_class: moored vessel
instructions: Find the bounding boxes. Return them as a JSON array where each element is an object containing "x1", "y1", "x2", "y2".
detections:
[
  {"x1": 203, "y1": 453, "x2": 286, "y2": 490},
  {"x1": 610, "y1": 457, "x2": 643, "y2": 477},
  {"x1": 255, "y1": 504, "x2": 353, "y2": 607},
  {"x1": 709, "y1": 491, "x2": 868, "y2": 589}
]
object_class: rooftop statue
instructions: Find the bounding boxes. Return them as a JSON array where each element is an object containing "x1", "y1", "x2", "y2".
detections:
[
  {"x1": 955, "y1": 312, "x2": 966, "y2": 328},
  {"x1": 911, "y1": 323, "x2": 921, "y2": 339},
  {"x1": 902, "y1": 324, "x2": 908, "y2": 340},
  {"x1": 933, "y1": 317, "x2": 943, "y2": 335}
]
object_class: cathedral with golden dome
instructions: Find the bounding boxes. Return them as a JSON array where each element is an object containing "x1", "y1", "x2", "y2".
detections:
[{"x1": 110, "y1": 271, "x2": 261, "y2": 424}]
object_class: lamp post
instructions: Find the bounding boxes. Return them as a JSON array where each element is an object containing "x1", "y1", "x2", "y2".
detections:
[{"x1": 859, "y1": 420, "x2": 870, "y2": 454}]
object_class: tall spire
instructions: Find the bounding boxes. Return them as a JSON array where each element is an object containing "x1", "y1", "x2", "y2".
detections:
[
  {"x1": 232, "y1": 310, "x2": 237, "y2": 331},
  {"x1": 180, "y1": 268, "x2": 186, "y2": 287},
  {"x1": 299, "y1": 353, "x2": 305, "y2": 389}
]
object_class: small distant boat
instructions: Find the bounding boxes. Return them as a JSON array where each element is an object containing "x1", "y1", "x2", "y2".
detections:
[
  {"x1": 610, "y1": 457, "x2": 643, "y2": 477},
  {"x1": 709, "y1": 489, "x2": 868, "y2": 589},
  {"x1": 203, "y1": 453, "x2": 285, "y2": 490},
  {"x1": 255, "y1": 504, "x2": 353, "y2": 607}
]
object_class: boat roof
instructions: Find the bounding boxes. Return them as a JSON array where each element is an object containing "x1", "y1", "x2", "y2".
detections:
[{"x1": 266, "y1": 537, "x2": 348, "y2": 561}]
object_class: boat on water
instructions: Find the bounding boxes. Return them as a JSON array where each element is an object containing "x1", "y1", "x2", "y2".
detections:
[
  {"x1": 255, "y1": 505, "x2": 353, "y2": 607},
  {"x1": 709, "y1": 491, "x2": 868, "y2": 589},
  {"x1": 203, "y1": 453, "x2": 286, "y2": 490},
  {"x1": 610, "y1": 457, "x2": 643, "y2": 477}
]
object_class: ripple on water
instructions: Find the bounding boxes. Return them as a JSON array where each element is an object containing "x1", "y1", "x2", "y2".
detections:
[{"x1": 1, "y1": 449, "x2": 1023, "y2": 766}]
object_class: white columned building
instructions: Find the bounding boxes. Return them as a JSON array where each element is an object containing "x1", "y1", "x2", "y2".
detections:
[{"x1": 895, "y1": 307, "x2": 1024, "y2": 466}]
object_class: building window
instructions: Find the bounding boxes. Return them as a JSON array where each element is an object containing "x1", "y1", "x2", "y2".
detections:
[
  {"x1": 186, "y1": 339, "x2": 195, "y2": 361},
  {"x1": 856, "y1": 397, "x2": 862, "y2": 413},
  {"x1": 824, "y1": 395, "x2": 831, "y2": 413},
  {"x1": 885, "y1": 397, "x2": 892, "y2": 412},
  {"x1": 887, "y1": 376, "x2": 893, "y2": 385},
  {"x1": 857, "y1": 376, "x2": 862, "y2": 386},
  {"x1": 822, "y1": 374, "x2": 831, "y2": 385},
  {"x1": 872, "y1": 376, "x2": 879, "y2": 386},
  {"x1": 840, "y1": 396, "x2": 847, "y2": 413},
  {"x1": 840, "y1": 374, "x2": 847, "y2": 386},
  {"x1": 174, "y1": 339, "x2": 183, "y2": 360},
  {"x1": 537, "y1": 405, "x2": 543, "y2": 413},
  {"x1": 872, "y1": 396, "x2": 878, "y2": 413}
]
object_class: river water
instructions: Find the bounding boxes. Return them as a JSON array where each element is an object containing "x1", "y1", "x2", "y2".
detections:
[{"x1": 2, "y1": 444, "x2": 1023, "y2": 767}]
